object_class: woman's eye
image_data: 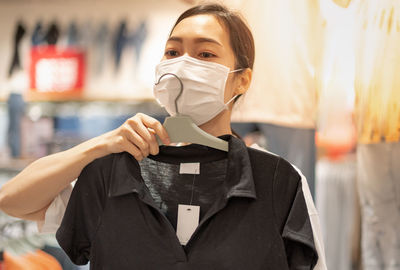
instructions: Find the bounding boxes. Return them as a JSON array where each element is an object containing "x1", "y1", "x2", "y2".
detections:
[
  {"x1": 165, "y1": 50, "x2": 179, "y2": 57},
  {"x1": 199, "y1": 52, "x2": 216, "y2": 58}
]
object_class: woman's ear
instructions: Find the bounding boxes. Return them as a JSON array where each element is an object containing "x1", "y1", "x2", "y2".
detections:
[{"x1": 234, "y1": 68, "x2": 252, "y2": 96}]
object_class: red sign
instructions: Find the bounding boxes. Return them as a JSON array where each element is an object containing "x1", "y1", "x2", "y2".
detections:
[{"x1": 30, "y1": 45, "x2": 85, "y2": 94}]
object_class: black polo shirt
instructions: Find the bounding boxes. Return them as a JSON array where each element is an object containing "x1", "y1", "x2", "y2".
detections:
[{"x1": 56, "y1": 135, "x2": 317, "y2": 269}]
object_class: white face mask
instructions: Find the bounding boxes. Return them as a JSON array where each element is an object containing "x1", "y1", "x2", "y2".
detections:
[{"x1": 153, "y1": 55, "x2": 242, "y2": 126}]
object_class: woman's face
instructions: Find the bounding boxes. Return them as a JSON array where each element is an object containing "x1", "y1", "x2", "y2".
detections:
[{"x1": 163, "y1": 14, "x2": 239, "y2": 103}]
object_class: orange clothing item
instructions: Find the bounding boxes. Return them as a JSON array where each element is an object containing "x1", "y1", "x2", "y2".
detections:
[
  {"x1": 4, "y1": 250, "x2": 62, "y2": 270},
  {"x1": 4, "y1": 252, "x2": 41, "y2": 270},
  {"x1": 25, "y1": 250, "x2": 62, "y2": 270}
]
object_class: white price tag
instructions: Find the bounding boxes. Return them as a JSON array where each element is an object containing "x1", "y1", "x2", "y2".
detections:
[
  {"x1": 176, "y1": 204, "x2": 200, "y2": 245},
  {"x1": 179, "y1": 163, "x2": 200, "y2": 174}
]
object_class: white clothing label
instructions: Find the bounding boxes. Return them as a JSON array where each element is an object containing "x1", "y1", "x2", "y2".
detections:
[
  {"x1": 179, "y1": 163, "x2": 200, "y2": 174},
  {"x1": 176, "y1": 204, "x2": 200, "y2": 245}
]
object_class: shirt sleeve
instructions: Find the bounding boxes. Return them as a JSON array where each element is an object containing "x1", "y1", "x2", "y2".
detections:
[
  {"x1": 250, "y1": 143, "x2": 326, "y2": 269},
  {"x1": 37, "y1": 183, "x2": 73, "y2": 234},
  {"x1": 273, "y1": 157, "x2": 318, "y2": 269},
  {"x1": 294, "y1": 166, "x2": 328, "y2": 270},
  {"x1": 55, "y1": 159, "x2": 108, "y2": 265}
]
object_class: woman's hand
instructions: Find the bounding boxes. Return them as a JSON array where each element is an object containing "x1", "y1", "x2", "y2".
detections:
[
  {"x1": 101, "y1": 113, "x2": 170, "y2": 160},
  {"x1": 0, "y1": 113, "x2": 170, "y2": 220}
]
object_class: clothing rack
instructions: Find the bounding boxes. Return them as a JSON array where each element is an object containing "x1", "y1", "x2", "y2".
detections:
[{"x1": 0, "y1": 212, "x2": 53, "y2": 256}]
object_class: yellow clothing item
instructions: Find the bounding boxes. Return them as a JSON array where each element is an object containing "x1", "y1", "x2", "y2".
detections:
[{"x1": 354, "y1": 0, "x2": 400, "y2": 143}]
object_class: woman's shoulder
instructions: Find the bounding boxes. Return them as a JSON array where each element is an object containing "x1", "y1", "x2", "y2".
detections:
[{"x1": 247, "y1": 144, "x2": 301, "y2": 182}]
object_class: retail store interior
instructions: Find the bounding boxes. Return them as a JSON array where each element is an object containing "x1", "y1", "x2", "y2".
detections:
[{"x1": 0, "y1": 0, "x2": 399, "y2": 269}]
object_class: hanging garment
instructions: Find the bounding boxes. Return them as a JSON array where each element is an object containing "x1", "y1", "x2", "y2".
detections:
[
  {"x1": 36, "y1": 144, "x2": 327, "y2": 269},
  {"x1": 353, "y1": 0, "x2": 400, "y2": 269},
  {"x1": 31, "y1": 21, "x2": 46, "y2": 46},
  {"x1": 315, "y1": 155, "x2": 358, "y2": 270},
  {"x1": 92, "y1": 22, "x2": 109, "y2": 75},
  {"x1": 113, "y1": 20, "x2": 148, "y2": 71},
  {"x1": 231, "y1": 0, "x2": 324, "y2": 128},
  {"x1": 0, "y1": 251, "x2": 4, "y2": 270},
  {"x1": 42, "y1": 245, "x2": 80, "y2": 270},
  {"x1": 3, "y1": 250, "x2": 62, "y2": 270},
  {"x1": 56, "y1": 135, "x2": 317, "y2": 269},
  {"x1": 25, "y1": 250, "x2": 63, "y2": 270},
  {"x1": 67, "y1": 22, "x2": 80, "y2": 46},
  {"x1": 8, "y1": 22, "x2": 26, "y2": 78},
  {"x1": 0, "y1": 102, "x2": 9, "y2": 156},
  {"x1": 65, "y1": 21, "x2": 92, "y2": 49},
  {"x1": 3, "y1": 252, "x2": 38, "y2": 270},
  {"x1": 45, "y1": 22, "x2": 60, "y2": 45},
  {"x1": 354, "y1": 0, "x2": 400, "y2": 144},
  {"x1": 357, "y1": 142, "x2": 400, "y2": 270},
  {"x1": 7, "y1": 93, "x2": 25, "y2": 158},
  {"x1": 113, "y1": 20, "x2": 128, "y2": 71},
  {"x1": 130, "y1": 20, "x2": 147, "y2": 67}
]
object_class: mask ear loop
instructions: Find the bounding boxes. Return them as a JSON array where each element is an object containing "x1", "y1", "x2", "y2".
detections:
[
  {"x1": 229, "y1": 68, "x2": 244, "y2": 74},
  {"x1": 155, "y1": 73, "x2": 184, "y2": 115},
  {"x1": 225, "y1": 94, "x2": 240, "y2": 106}
]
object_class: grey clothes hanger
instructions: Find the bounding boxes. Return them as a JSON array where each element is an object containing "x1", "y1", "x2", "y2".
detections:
[{"x1": 155, "y1": 73, "x2": 229, "y2": 152}]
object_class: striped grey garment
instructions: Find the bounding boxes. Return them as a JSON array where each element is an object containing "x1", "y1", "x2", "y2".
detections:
[{"x1": 357, "y1": 142, "x2": 400, "y2": 270}]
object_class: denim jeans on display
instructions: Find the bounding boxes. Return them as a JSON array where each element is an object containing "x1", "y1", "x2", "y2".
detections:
[
  {"x1": 113, "y1": 20, "x2": 148, "y2": 71},
  {"x1": 67, "y1": 22, "x2": 80, "y2": 46},
  {"x1": 32, "y1": 21, "x2": 46, "y2": 46},
  {"x1": 7, "y1": 93, "x2": 25, "y2": 158}
]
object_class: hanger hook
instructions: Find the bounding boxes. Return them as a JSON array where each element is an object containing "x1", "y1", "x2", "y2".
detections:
[{"x1": 155, "y1": 73, "x2": 183, "y2": 114}]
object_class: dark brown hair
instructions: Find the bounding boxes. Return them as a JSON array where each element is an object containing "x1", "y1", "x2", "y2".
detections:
[{"x1": 170, "y1": 3, "x2": 255, "y2": 71}]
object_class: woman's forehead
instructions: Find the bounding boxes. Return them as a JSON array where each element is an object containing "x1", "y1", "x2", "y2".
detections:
[{"x1": 170, "y1": 14, "x2": 229, "y2": 46}]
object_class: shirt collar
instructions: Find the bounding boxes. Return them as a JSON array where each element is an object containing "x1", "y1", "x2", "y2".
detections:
[{"x1": 108, "y1": 135, "x2": 256, "y2": 200}]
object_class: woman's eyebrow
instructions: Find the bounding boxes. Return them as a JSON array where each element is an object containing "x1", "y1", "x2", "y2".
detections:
[{"x1": 168, "y1": 36, "x2": 222, "y2": 47}]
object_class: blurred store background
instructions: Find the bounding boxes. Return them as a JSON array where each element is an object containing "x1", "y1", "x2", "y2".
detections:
[{"x1": 1, "y1": 0, "x2": 399, "y2": 269}]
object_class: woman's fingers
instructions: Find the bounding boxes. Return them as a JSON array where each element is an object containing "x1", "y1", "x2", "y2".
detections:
[
  {"x1": 122, "y1": 124, "x2": 151, "y2": 157},
  {"x1": 135, "y1": 125, "x2": 159, "y2": 156},
  {"x1": 126, "y1": 117, "x2": 157, "y2": 156},
  {"x1": 137, "y1": 113, "x2": 170, "y2": 145},
  {"x1": 122, "y1": 139, "x2": 144, "y2": 161},
  {"x1": 104, "y1": 113, "x2": 170, "y2": 160},
  {"x1": 118, "y1": 113, "x2": 169, "y2": 159}
]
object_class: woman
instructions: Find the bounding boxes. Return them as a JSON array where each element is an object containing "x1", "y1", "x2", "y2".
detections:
[{"x1": 0, "y1": 4, "x2": 323, "y2": 269}]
